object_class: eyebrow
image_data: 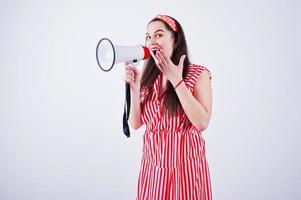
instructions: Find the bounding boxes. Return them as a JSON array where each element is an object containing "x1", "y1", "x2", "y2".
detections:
[{"x1": 146, "y1": 29, "x2": 164, "y2": 35}]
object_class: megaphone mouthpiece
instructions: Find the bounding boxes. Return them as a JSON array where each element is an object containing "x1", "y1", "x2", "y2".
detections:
[{"x1": 142, "y1": 46, "x2": 150, "y2": 60}]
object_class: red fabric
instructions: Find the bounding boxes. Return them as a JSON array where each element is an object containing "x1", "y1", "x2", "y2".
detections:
[
  {"x1": 137, "y1": 64, "x2": 213, "y2": 200},
  {"x1": 154, "y1": 15, "x2": 178, "y2": 32}
]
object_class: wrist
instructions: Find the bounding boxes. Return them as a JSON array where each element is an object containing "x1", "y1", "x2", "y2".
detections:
[
  {"x1": 130, "y1": 86, "x2": 140, "y2": 93},
  {"x1": 173, "y1": 79, "x2": 184, "y2": 90},
  {"x1": 171, "y1": 76, "x2": 183, "y2": 87}
]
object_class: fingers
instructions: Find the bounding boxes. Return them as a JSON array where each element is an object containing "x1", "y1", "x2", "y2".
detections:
[
  {"x1": 124, "y1": 63, "x2": 141, "y2": 85},
  {"x1": 154, "y1": 49, "x2": 171, "y2": 73},
  {"x1": 156, "y1": 62, "x2": 164, "y2": 72},
  {"x1": 149, "y1": 51, "x2": 162, "y2": 72},
  {"x1": 150, "y1": 51, "x2": 160, "y2": 67},
  {"x1": 125, "y1": 71, "x2": 135, "y2": 83},
  {"x1": 179, "y1": 55, "x2": 186, "y2": 66},
  {"x1": 148, "y1": 43, "x2": 165, "y2": 71},
  {"x1": 130, "y1": 66, "x2": 140, "y2": 76},
  {"x1": 156, "y1": 50, "x2": 169, "y2": 66},
  {"x1": 149, "y1": 49, "x2": 156, "y2": 60},
  {"x1": 125, "y1": 66, "x2": 135, "y2": 83}
]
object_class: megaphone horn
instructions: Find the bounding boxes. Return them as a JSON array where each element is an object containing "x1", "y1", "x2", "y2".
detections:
[{"x1": 96, "y1": 38, "x2": 150, "y2": 72}]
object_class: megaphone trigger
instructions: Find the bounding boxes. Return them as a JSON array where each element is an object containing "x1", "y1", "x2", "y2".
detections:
[{"x1": 130, "y1": 59, "x2": 139, "y2": 66}]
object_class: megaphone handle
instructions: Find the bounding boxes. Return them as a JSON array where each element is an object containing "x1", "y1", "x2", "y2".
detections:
[
  {"x1": 123, "y1": 82, "x2": 131, "y2": 137},
  {"x1": 123, "y1": 61, "x2": 138, "y2": 137},
  {"x1": 125, "y1": 83, "x2": 131, "y2": 118}
]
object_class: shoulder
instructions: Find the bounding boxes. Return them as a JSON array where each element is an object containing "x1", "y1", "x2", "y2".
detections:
[
  {"x1": 188, "y1": 64, "x2": 211, "y2": 76},
  {"x1": 185, "y1": 64, "x2": 212, "y2": 90},
  {"x1": 197, "y1": 65, "x2": 212, "y2": 83}
]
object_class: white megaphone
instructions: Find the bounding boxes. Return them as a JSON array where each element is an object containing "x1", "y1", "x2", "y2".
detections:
[{"x1": 96, "y1": 38, "x2": 150, "y2": 72}]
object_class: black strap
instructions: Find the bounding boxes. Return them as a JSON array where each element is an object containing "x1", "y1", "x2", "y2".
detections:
[{"x1": 123, "y1": 83, "x2": 131, "y2": 137}]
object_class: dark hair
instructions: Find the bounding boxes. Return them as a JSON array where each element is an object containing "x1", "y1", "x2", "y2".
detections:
[{"x1": 140, "y1": 16, "x2": 191, "y2": 115}]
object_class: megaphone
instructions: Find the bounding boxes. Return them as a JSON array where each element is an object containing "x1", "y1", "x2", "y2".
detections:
[{"x1": 96, "y1": 38, "x2": 150, "y2": 72}]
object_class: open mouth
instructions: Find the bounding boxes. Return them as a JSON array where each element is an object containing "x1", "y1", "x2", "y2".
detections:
[{"x1": 151, "y1": 48, "x2": 159, "y2": 55}]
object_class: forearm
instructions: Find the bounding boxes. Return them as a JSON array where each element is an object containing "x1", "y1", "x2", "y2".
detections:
[
  {"x1": 174, "y1": 81, "x2": 209, "y2": 130},
  {"x1": 128, "y1": 88, "x2": 143, "y2": 129}
]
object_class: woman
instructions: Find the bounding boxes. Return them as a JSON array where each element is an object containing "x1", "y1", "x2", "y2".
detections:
[{"x1": 125, "y1": 14, "x2": 213, "y2": 200}]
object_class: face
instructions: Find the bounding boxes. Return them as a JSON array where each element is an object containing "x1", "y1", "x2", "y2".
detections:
[{"x1": 145, "y1": 21, "x2": 175, "y2": 58}]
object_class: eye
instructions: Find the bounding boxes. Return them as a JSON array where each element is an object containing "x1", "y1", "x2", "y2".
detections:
[
  {"x1": 156, "y1": 34, "x2": 163, "y2": 38},
  {"x1": 146, "y1": 35, "x2": 151, "y2": 40}
]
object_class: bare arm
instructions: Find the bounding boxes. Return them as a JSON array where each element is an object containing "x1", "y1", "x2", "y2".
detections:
[
  {"x1": 124, "y1": 64, "x2": 143, "y2": 129},
  {"x1": 172, "y1": 70, "x2": 212, "y2": 131},
  {"x1": 128, "y1": 87, "x2": 143, "y2": 129},
  {"x1": 152, "y1": 48, "x2": 212, "y2": 131}
]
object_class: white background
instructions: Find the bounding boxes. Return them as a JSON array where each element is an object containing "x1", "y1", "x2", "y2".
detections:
[{"x1": 1, "y1": 0, "x2": 300, "y2": 199}]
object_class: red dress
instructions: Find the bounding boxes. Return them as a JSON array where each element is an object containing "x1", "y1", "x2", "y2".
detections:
[{"x1": 137, "y1": 64, "x2": 212, "y2": 200}]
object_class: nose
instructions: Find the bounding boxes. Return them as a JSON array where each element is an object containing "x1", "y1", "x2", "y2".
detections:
[
  {"x1": 146, "y1": 36, "x2": 159, "y2": 48},
  {"x1": 146, "y1": 40, "x2": 156, "y2": 48},
  {"x1": 149, "y1": 36, "x2": 159, "y2": 44},
  {"x1": 150, "y1": 40, "x2": 159, "y2": 47}
]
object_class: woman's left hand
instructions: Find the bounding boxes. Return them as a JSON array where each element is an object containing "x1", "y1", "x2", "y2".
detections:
[{"x1": 154, "y1": 49, "x2": 186, "y2": 86}]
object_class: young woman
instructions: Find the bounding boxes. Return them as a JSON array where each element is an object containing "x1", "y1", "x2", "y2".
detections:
[{"x1": 125, "y1": 14, "x2": 213, "y2": 200}]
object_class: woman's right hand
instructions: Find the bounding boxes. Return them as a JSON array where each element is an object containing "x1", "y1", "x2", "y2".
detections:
[{"x1": 124, "y1": 62, "x2": 141, "y2": 92}]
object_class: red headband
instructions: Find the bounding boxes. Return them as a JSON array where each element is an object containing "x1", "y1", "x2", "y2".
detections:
[{"x1": 154, "y1": 15, "x2": 178, "y2": 32}]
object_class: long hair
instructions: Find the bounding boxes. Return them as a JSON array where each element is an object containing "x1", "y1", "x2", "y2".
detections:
[{"x1": 140, "y1": 16, "x2": 191, "y2": 115}]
